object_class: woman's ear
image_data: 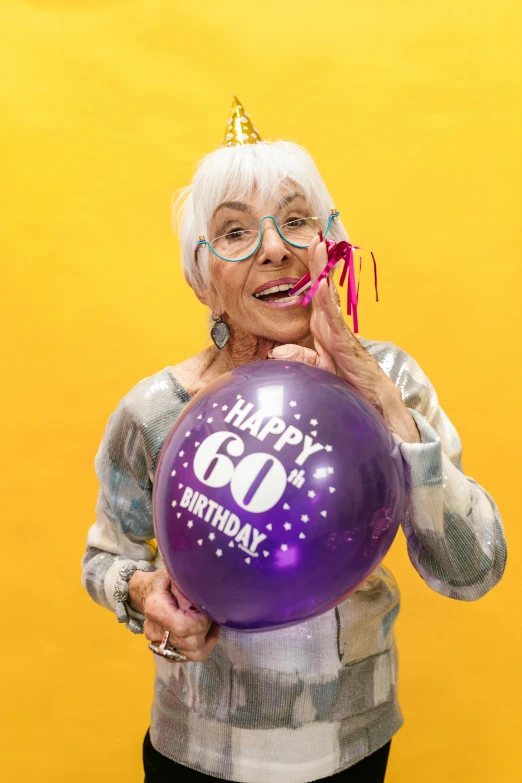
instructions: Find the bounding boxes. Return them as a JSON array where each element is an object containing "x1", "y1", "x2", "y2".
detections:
[
  {"x1": 193, "y1": 284, "x2": 211, "y2": 308},
  {"x1": 187, "y1": 246, "x2": 214, "y2": 308},
  {"x1": 187, "y1": 252, "x2": 224, "y2": 314},
  {"x1": 191, "y1": 277, "x2": 222, "y2": 315}
]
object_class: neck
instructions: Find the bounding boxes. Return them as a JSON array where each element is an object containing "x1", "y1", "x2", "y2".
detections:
[{"x1": 200, "y1": 326, "x2": 314, "y2": 385}]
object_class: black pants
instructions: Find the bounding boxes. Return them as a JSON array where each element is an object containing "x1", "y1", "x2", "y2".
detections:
[{"x1": 143, "y1": 729, "x2": 391, "y2": 782}]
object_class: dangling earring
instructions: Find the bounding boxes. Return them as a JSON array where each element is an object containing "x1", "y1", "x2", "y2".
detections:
[{"x1": 210, "y1": 311, "x2": 231, "y2": 349}]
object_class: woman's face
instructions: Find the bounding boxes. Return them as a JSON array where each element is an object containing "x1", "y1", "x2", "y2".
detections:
[{"x1": 202, "y1": 188, "x2": 314, "y2": 344}]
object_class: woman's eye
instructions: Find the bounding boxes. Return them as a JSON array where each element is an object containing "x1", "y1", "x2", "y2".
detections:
[
  {"x1": 226, "y1": 228, "x2": 246, "y2": 240},
  {"x1": 285, "y1": 217, "x2": 306, "y2": 229}
]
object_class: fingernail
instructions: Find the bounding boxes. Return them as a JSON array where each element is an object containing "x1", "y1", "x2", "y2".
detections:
[
  {"x1": 267, "y1": 350, "x2": 274, "y2": 358},
  {"x1": 318, "y1": 230, "x2": 324, "y2": 242}
]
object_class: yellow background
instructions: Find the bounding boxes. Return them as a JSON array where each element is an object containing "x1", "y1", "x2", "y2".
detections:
[{"x1": 1, "y1": 1, "x2": 520, "y2": 781}]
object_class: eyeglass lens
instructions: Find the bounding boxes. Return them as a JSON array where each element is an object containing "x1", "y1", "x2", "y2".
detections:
[{"x1": 210, "y1": 217, "x2": 330, "y2": 260}]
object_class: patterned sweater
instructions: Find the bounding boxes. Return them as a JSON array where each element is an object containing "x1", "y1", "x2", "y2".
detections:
[{"x1": 81, "y1": 338, "x2": 507, "y2": 783}]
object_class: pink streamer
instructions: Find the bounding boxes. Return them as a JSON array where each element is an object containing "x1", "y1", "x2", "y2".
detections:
[{"x1": 297, "y1": 240, "x2": 378, "y2": 334}]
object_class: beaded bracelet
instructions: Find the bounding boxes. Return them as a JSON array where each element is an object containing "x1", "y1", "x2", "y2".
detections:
[{"x1": 113, "y1": 559, "x2": 156, "y2": 634}]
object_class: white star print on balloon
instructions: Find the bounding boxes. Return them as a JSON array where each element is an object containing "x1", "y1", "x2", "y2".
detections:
[
  {"x1": 284, "y1": 522, "x2": 292, "y2": 531},
  {"x1": 289, "y1": 401, "x2": 297, "y2": 407},
  {"x1": 325, "y1": 445, "x2": 333, "y2": 452},
  {"x1": 308, "y1": 490, "x2": 316, "y2": 498},
  {"x1": 216, "y1": 549, "x2": 222, "y2": 557},
  {"x1": 301, "y1": 515, "x2": 309, "y2": 522}
]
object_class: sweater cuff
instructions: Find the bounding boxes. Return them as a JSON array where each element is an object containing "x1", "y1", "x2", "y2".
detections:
[
  {"x1": 104, "y1": 558, "x2": 140, "y2": 611},
  {"x1": 391, "y1": 408, "x2": 445, "y2": 492}
]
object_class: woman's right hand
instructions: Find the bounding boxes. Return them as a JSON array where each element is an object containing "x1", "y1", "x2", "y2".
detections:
[{"x1": 129, "y1": 568, "x2": 220, "y2": 662}]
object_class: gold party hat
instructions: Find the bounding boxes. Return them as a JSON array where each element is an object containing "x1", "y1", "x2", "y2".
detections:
[{"x1": 222, "y1": 95, "x2": 262, "y2": 146}]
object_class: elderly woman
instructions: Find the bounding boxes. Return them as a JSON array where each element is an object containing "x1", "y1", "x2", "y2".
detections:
[{"x1": 81, "y1": 98, "x2": 507, "y2": 783}]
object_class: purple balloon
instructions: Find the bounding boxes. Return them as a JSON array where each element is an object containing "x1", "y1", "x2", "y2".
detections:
[{"x1": 153, "y1": 360, "x2": 405, "y2": 632}]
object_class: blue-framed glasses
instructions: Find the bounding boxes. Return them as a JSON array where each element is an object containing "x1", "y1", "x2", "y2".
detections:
[{"x1": 196, "y1": 209, "x2": 340, "y2": 263}]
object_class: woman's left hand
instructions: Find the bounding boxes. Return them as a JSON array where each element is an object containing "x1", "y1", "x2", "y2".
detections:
[{"x1": 269, "y1": 235, "x2": 421, "y2": 443}]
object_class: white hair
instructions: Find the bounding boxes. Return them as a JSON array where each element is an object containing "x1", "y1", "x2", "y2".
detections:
[{"x1": 171, "y1": 140, "x2": 350, "y2": 294}]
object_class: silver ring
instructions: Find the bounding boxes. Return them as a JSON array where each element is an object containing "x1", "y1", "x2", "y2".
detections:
[{"x1": 148, "y1": 630, "x2": 188, "y2": 662}]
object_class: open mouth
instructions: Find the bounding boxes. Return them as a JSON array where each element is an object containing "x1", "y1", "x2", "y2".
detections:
[{"x1": 252, "y1": 279, "x2": 304, "y2": 306}]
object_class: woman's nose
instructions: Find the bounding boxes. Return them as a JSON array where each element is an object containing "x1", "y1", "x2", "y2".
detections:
[{"x1": 256, "y1": 220, "x2": 288, "y2": 266}]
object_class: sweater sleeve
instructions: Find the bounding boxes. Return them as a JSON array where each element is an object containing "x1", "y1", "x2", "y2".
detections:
[
  {"x1": 389, "y1": 348, "x2": 507, "y2": 601},
  {"x1": 81, "y1": 398, "x2": 157, "y2": 614}
]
